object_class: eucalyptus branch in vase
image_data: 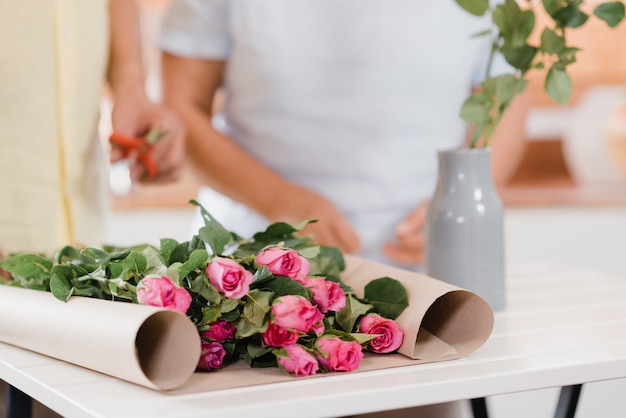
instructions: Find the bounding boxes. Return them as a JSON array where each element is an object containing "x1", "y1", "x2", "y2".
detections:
[{"x1": 457, "y1": 0, "x2": 625, "y2": 148}]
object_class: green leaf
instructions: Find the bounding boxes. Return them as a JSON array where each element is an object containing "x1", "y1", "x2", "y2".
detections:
[
  {"x1": 349, "y1": 332, "x2": 380, "y2": 345},
  {"x1": 460, "y1": 91, "x2": 493, "y2": 125},
  {"x1": 545, "y1": 65, "x2": 572, "y2": 104},
  {"x1": 141, "y1": 246, "x2": 168, "y2": 276},
  {"x1": 251, "y1": 265, "x2": 274, "y2": 285},
  {"x1": 246, "y1": 338, "x2": 273, "y2": 359},
  {"x1": 539, "y1": 28, "x2": 566, "y2": 54},
  {"x1": 553, "y1": 5, "x2": 589, "y2": 28},
  {"x1": 500, "y1": 42, "x2": 538, "y2": 72},
  {"x1": 297, "y1": 246, "x2": 320, "y2": 259},
  {"x1": 455, "y1": 0, "x2": 489, "y2": 16},
  {"x1": 493, "y1": 0, "x2": 530, "y2": 42},
  {"x1": 54, "y1": 246, "x2": 81, "y2": 264},
  {"x1": 121, "y1": 251, "x2": 147, "y2": 277},
  {"x1": 177, "y1": 249, "x2": 209, "y2": 280},
  {"x1": 106, "y1": 248, "x2": 133, "y2": 262},
  {"x1": 261, "y1": 276, "x2": 308, "y2": 298},
  {"x1": 200, "y1": 306, "x2": 222, "y2": 328},
  {"x1": 190, "y1": 199, "x2": 234, "y2": 255},
  {"x1": 248, "y1": 351, "x2": 278, "y2": 368},
  {"x1": 221, "y1": 308, "x2": 241, "y2": 322},
  {"x1": 0, "y1": 253, "x2": 53, "y2": 281},
  {"x1": 483, "y1": 74, "x2": 529, "y2": 105},
  {"x1": 336, "y1": 294, "x2": 373, "y2": 332},
  {"x1": 80, "y1": 248, "x2": 112, "y2": 264},
  {"x1": 50, "y1": 273, "x2": 73, "y2": 302},
  {"x1": 221, "y1": 297, "x2": 240, "y2": 313},
  {"x1": 252, "y1": 222, "x2": 299, "y2": 243},
  {"x1": 159, "y1": 238, "x2": 179, "y2": 265},
  {"x1": 542, "y1": 0, "x2": 562, "y2": 16},
  {"x1": 308, "y1": 246, "x2": 345, "y2": 277},
  {"x1": 169, "y1": 242, "x2": 191, "y2": 264},
  {"x1": 107, "y1": 261, "x2": 124, "y2": 280},
  {"x1": 243, "y1": 289, "x2": 273, "y2": 327},
  {"x1": 235, "y1": 317, "x2": 268, "y2": 338},
  {"x1": 472, "y1": 74, "x2": 528, "y2": 146},
  {"x1": 189, "y1": 273, "x2": 221, "y2": 303},
  {"x1": 557, "y1": 47, "x2": 580, "y2": 68},
  {"x1": 107, "y1": 277, "x2": 137, "y2": 301},
  {"x1": 364, "y1": 277, "x2": 409, "y2": 319},
  {"x1": 594, "y1": 2, "x2": 625, "y2": 27},
  {"x1": 71, "y1": 285, "x2": 97, "y2": 297}
]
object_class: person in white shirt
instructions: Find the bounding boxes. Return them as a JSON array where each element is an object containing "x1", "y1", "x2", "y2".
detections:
[{"x1": 159, "y1": 0, "x2": 528, "y2": 269}]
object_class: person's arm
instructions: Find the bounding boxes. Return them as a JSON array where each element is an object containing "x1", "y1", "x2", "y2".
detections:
[
  {"x1": 161, "y1": 53, "x2": 360, "y2": 253},
  {"x1": 107, "y1": 0, "x2": 145, "y2": 105},
  {"x1": 107, "y1": 0, "x2": 185, "y2": 182}
]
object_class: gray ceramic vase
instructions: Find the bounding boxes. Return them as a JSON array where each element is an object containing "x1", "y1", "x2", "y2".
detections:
[{"x1": 424, "y1": 147, "x2": 506, "y2": 311}]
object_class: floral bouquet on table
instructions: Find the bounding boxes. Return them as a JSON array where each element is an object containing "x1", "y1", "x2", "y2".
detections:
[{"x1": 0, "y1": 201, "x2": 408, "y2": 378}]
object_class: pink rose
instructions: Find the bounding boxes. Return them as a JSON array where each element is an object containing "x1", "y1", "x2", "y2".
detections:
[
  {"x1": 206, "y1": 257, "x2": 254, "y2": 299},
  {"x1": 202, "y1": 319, "x2": 235, "y2": 342},
  {"x1": 359, "y1": 314, "x2": 404, "y2": 354},
  {"x1": 262, "y1": 321, "x2": 300, "y2": 347},
  {"x1": 316, "y1": 337, "x2": 364, "y2": 372},
  {"x1": 197, "y1": 341, "x2": 226, "y2": 371},
  {"x1": 311, "y1": 320, "x2": 325, "y2": 336},
  {"x1": 276, "y1": 344, "x2": 319, "y2": 377},
  {"x1": 272, "y1": 295, "x2": 324, "y2": 333},
  {"x1": 255, "y1": 247, "x2": 310, "y2": 282},
  {"x1": 136, "y1": 275, "x2": 191, "y2": 314},
  {"x1": 305, "y1": 277, "x2": 346, "y2": 313}
]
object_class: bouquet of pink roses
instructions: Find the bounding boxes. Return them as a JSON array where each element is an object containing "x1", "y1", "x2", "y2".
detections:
[{"x1": 0, "y1": 201, "x2": 408, "y2": 377}]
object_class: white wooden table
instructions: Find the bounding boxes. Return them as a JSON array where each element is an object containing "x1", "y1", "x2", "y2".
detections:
[{"x1": 2, "y1": 263, "x2": 626, "y2": 418}]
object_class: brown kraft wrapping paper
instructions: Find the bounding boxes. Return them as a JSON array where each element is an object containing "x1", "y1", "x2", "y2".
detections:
[
  {"x1": 0, "y1": 285, "x2": 201, "y2": 390},
  {"x1": 173, "y1": 256, "x2": 494, "y2": 394},
  {"x1": 0, "y1": 256, "x2": 493, "y2": 392}
]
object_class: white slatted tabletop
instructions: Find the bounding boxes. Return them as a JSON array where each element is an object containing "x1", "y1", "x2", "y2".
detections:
[{"x1": 2, "y1": 263, "x2": 626, "y2": 418}]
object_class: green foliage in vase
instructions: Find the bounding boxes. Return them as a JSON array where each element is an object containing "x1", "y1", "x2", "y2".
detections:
[{"x1": 457, "y1": 0, "x2": 625, "y2": 147}]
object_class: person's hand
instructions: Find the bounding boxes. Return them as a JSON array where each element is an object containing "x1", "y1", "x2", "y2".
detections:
[
  {"x1": 270, "y1": 185, "x2": 361, "y2": 255},
  {"x1": 383, "y1": 200, "x2": 429, "y2": 266},
  {"x1": 110, "y1": 94, "x2": 185, "y2": 183}
]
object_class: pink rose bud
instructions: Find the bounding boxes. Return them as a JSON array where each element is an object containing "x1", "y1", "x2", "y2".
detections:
[
  {"x1": 255, "y1": 247, "x2": 310, "y2": 282},
  {"x1": 136, "y1": 275, "x2": 192, "y2": 314},
  {"x1": 262, "y1": 321, "x2": 300, "y2": 347},
  {"x1": 206, "y1": 257, "x2": 254, "y2": 299},
  {"x1": 305, "y1": 277, "x2": 346, "y2": 313},
  {"x1": 276, "y1": 344, "x2": 319, "y2": 377},
  {"x1": 271, "y1": 295, "x2": 324, "y2": 333},
  {"x1": 316, "y1": 337, "x2": 364, "y2": 372},
  {"x1": 358, "y1": 314, "x2": 404, "y2": 354},
  {"x1": 202, "y1": 319, "x2": 235, "y2": 342},
  {"x1": 197, "y1": 340, "x2": 226, "y2": 371}
]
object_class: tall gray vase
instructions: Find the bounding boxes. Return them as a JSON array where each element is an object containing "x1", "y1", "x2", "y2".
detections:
[{"x1": 424, "y1": 148, "x2": 506, "y2": 311}]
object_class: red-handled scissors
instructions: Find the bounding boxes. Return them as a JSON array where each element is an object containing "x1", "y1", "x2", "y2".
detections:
[{"x1": 109, "y1": 125, "x2": 167, "y2": 179}]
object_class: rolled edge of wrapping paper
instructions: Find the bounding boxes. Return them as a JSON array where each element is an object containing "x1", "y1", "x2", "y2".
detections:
[
  {"x1": 0, "y1": 285, "x2": 201, "y2": 391},
  {"x1": 342, "y1": 255, "x2": 494, "y2": 361},
  {"x1": 135, "y1": 309, "x2": 201, "y2": 390}
]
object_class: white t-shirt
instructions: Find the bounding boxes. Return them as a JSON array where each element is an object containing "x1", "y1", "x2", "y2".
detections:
[{"x1": 160, "y1": 0, "x2": 497, "y2": 264}]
